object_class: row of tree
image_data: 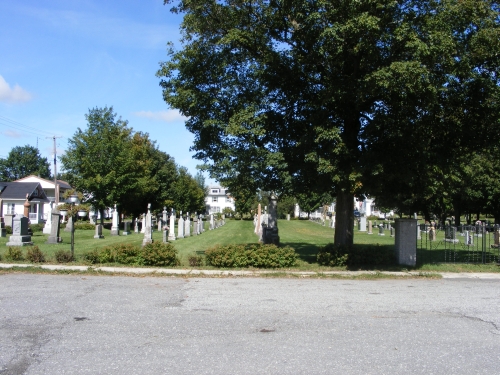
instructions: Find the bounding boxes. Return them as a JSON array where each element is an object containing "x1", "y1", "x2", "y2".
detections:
[
  {"x1": 0, "y1": 107, "x2": 207, "y2": 222},
  {"x1": 61, "y1": 107, "x2": 206, "y2": 221},
  {"x1": 158, "y1": 0, "x2": 500, "y2": 244}
]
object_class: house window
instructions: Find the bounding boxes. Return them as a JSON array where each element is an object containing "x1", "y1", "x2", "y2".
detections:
[
  {"x1": 9, "y1": 204, "x2": 15, "y2": 214},
  {"x1": 212, "y1": 197, "x2": 218, "y2": 202},
  {"x1": 211, "y1": 189, "x2": 219, "y2": 194},
  {"x1": 226, "y1": 197, "x2": 232, "y2": 203}
]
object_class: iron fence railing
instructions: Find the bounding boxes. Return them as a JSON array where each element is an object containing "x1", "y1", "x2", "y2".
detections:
[{"x1": 417, "y1": 224, "x2": 500, "y2": 265}]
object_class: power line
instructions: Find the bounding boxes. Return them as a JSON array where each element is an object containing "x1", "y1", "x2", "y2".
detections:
[{"x1": 0, "y1": 115, "x2": 60, "y2": 138}]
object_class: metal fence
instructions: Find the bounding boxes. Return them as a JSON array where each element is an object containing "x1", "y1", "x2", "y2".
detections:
[{"x1": 417, "y1": 223, "x2": 500, "y2": 265}]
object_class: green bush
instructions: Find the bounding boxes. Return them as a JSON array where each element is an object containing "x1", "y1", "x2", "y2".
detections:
[
  {"x1": 26, "y1": 246, "x2": 46, "y2": 263},
  {"x1": 5, "y1": 247, "x2": 24, "y2": 261},
  {"x1": 5, "y1": 226, "x2": 12, "y2": 235},
  {"x1": 55, "y1": 250, "x2": 74, "y2": 263},
  {"x1": 83, "y1": 249, "x2": 101, "y2": 265},
  {"x1": 30, "y1": 224, "x2": 44, "y2": 232},
  {"x1": 74, "y1": 222, "x2": 96, "y2": 230},
  {"x1": 114, "y1": 243, "x2": 141, "y2": 264},
  {"x1": 317, "y1": 243, "x2": 395, "y2": 267},
  {"x1": 188, "y1": 255, "x2": 204, "y2": 267},
  {"x1": 205, "y1": 244, "x2": 298, "y2": 268},
  {"x1": 140, "y1": 242, "x2": 180, "y2": 267}
]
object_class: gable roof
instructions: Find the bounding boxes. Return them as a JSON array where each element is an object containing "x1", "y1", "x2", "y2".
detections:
[
  {"x1": 0, "y1": 181, "x2": 50, "y2": 203},
  {"x1": 15, "y1": 175, "x2": 72, "y2": 190}
]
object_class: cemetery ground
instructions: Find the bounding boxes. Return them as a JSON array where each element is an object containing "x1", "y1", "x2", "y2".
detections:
[{"x1": 1, "y1": 219, "x2": 499, "y2": 275}]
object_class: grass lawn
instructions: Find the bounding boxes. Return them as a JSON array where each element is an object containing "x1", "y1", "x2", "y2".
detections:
[{"x1": 1, "y1": 219, "x2": 498, "y2": 272}]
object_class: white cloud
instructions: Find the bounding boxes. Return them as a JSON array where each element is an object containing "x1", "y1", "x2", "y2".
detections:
[
  {"x1": 133, "y1": 110, "x2": 187, "y2": 123},
  {"x1": 0, "y1": 75, "x2": 32, "y2": 103}
]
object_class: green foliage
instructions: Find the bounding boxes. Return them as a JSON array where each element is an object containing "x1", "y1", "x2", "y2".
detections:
[
  {"x1": 169, "y1": 167, "x2": 206, "y2": 214},
  {"x1": 205, "y1": 244, "x2": 298, "y2": 268},
  {"x1": 55, "y1": 250, "x2": 74, "y2": 263},
  {"x1": 5, "y1": 226, "x2": 12, "y2": 235},
  {"x1": 113, "y1": 243, "x2": 141, "y2": 264},
  {"x1": 29, "y1": 224, "x2": 44, "y2": 233},
  {"x1": 159, "y1": 0, "x2": 500, "y2": 246},
  {"x1": 317, "y1": 244, "x2": 396, "y2": 267},
  {"x1": 26, "y1": 246, "x2": 46, "y2": 263},
  {"x1": 188, "y1": 255, "x2": 204, "y2": 267},
  {"x1": 74, "y1": 222, "x2": 96, "y2": 230},
  {"x1": 0, "y1": 145, "x2": 51, "y2": 181},
  {"x1": 5, "y1": 247, "x2": 24, "y2": 261},
  {"x1": 140, "y1": 242, "x2": 180, "y2": 267}
]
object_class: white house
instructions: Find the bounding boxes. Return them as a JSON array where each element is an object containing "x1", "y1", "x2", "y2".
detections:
[
  {"x1": 0, "y1": 181, "x2": 50, "y2": 225},
  {"x1": 205, "y1": 186, "x2": 235, "y2": 214},
  {"x1": 15, "y1": 175, "x2": 72, "y2": 220}
]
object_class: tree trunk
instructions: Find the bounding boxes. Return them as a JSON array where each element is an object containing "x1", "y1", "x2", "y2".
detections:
[
  {"x1": 100, "y1": 208, "x2": 105, "y2": 225},
  {"x1": 334, "y1": 190, "x2": 354, "y2": 246}
]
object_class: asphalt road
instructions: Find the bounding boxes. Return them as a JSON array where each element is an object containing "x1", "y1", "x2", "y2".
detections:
[{"x1": 0, "y1": 274, "x2": 499, "y2": 375}]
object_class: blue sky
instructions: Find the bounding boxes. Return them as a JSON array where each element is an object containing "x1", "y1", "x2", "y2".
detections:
[{"x1": 0, "y1": 1, "x2": 211, "y2": 182}]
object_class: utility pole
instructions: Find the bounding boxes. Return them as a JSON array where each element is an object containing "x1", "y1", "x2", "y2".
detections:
[{"x1": 47, "y1": 136, "x2": 63, "y2": 205}]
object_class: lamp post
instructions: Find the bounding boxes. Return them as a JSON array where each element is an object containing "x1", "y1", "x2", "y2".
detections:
[{"x1": 67, "y1": 194, "x2": 80, "y2": 260}]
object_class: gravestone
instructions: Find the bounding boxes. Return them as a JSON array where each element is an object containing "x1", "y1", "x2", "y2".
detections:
[
  {"x1": 465, "y1": 231, "x2": 473, "y2": 246},
  {"x1": 168, "y1": 209, "x2": 176, "y2": 241},
  {"x1": 141, "y1": 214, "x2": 146, "y2": 234},
  {"x1": 255, "y1": 204, "x2": 262, "y2": 236},
  {"x1": 64, "y1": 216, "x2": 73, "y2": 232},
  {"x1": 428, "y1": 226, "x2": 436, "y2": 241},
  {"x1": 331, "y1": 215, "x2": 335, "y2": 229},
  {"x1": 193, "y1": 214, "x2": 199, "y2": 236},
  {"x1": 378, "y1": 224, "x2": 385, "y2": 236},
  {"x1": 89, "y1": 210, "x2": 96, "y2": 225},
  {"x1": 444, "y1": 226, "x2": 459, "y2": 243},
  {"x1": 4, "y1": 213, "x2": 15, "y2": 228},
  {"x1": 142, "y1": 204, "x2": 153, "y2": 246},
  {"x1": 94, "y1": 224, "x2": 104, "y2": 239},
  {"x1": 111, "y1": 204, "x2": 119, "y2": 236},
  {"x1": 43, "y1": 201, "x2": 53, "y2": 234},
  {"x1": 492, "y1": 229, "x2": 500, "y2": 249},
  {"x1": 123, "y1": 221, "x2": 131, "y2": 235},
  {"x1": 163, "y1": 226, "x2": 168, "y2": 243},
  {"x1": 368, "y1": 220, "x2": 373, "y2": 234},
  {"x1": 6, "y1": 215, "x2": 33, "y2": 246},
  {"x1": 287, "y1": 214, "x2": 290, "y2": 221},
  {"x1": 390, "y1": 226, "x2": 395, "y2": 237},
  {"x1": 417, "y1": 224, "x2": 421, "y2": 240},
  {"x1": 394, "y1": 219, "x2": 417, "y2": 267},
  {"x1": 178, "y1": 213, "x2": 184, "y2": 239},
  {"x1": 359, "y1": 216, "x2": 367, "y2": 232},
  {"x1": 262, "y1": 192, "x2": 280, "y2": 245},
  {"x1": 134, "y1": 218, "x2": 139, "y2": 233},
  {"x1": 46, "y1": 209, "x2": 63, "y2": 243},
  {"x1": 158, "y1": 216, "x2": 163, "y2": 232},
  {"x1": 210, "y1": 214, "x2": 214, "y2": 230},
  {"x1": 198, "y1": 215, "x2": 203, "y2": 234},
  {"x1": 185, "y1": 213, "x2": 191, "y2": 237}
]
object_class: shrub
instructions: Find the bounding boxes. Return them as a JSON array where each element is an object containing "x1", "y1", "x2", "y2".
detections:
[
  {"x1": 26, "y1": 246, "x2": 46, "y2": 263},
  {"x1": 5, "y1": 226, "x2": 12, "y2": 235},
  {"x1": 317, "y1": 243, "x2": 396, "y2": 267},
  {"x1": 205, "y1": 244, "x2": 298, "y2": 268},
  {"x1": 83, "y1": 249, "x2": 101, "y2": 265},
  {"x1": 55, "y1": 250, "x2": 74, "y2": 263},
  {"x1": 188, "y1": 255, "x2": 204, "y2": 267},
  {"x1": 30, "y1": 224, "x2": 44, "y2": 232},
  {"x1": 5, "y1": 247, "x2": 24, "y2": 261},
  {"x1": 140, "y1": 242, "x2": 180, "y2": 267},
  {"x1": 96, "y1": 246, "x2": 115, "y2": 264},
  {"x1": 113, "y1": 243, "x2": 141, "y2": 265},
  {"x1": 74, "y1": 222, "x2": 96, "y2": 230}
]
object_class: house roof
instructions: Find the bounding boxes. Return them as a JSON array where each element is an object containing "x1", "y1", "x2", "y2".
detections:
[
  {"x1": 15, "y1": 175, "x2": 72, "y2": 189},
  {"x1": 0, "y1": 181, "x2": 50, "y2": 203}
]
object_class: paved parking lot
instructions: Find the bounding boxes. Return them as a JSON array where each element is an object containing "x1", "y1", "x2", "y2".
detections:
[{"x1": 1, "y1": 274, "x2": 499, "y2": 374}]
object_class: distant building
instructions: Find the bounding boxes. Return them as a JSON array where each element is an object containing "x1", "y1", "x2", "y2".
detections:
[
  {"x1": 15, "y1": 175, "x2": 72, "y2": 220},
  {"x1": 205, "y1": 186, "x2": 235, "y2": 214},
  {"x1": 0, "y1": 181, "x2": 50, "y2": 225}
]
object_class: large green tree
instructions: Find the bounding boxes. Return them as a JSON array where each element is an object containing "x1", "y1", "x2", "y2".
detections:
[
  {"x1": 0, "y1": 145, "x2": 51, "y2": 181},
  {"x1": 158, "y1": 0, "x2": 499, "y2": 245}
]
